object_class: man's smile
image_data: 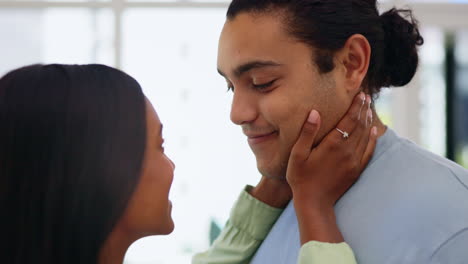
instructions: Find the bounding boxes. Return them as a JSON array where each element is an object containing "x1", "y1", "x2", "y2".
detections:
[{"x1": 246, "y1": 131, "x2": 278, "y2": 145}]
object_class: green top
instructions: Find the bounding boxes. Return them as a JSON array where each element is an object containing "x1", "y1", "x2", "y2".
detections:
[{"x1": 192, "y1": 186, "x2": 357, "y2": 264}]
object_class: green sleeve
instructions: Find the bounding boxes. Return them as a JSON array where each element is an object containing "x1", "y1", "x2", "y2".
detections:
[
  {"x1": 192, "y1": 185, "x2": 284, "y2": 264},
  {"x1": 298, "y1": 241, "x2": 357, "y2": 264}
]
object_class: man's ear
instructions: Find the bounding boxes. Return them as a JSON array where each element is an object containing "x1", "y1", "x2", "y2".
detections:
[{"x1": 335, "y1": 34, "x2": 371, "y2": 94}]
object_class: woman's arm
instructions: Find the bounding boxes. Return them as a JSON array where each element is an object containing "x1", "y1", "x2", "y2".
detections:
[
  {"x1": 287, "y1": 92, "x2": 377, "y2": 263},
  {"x1": 194, "y1": 92, "x2": 377, "y2": 264},
  {"x1": 191, "y1": 184, "x2": 286, "y2": 264},
  {"x1": 192, "y1": 183, "x2": 358, "y2": 264}
]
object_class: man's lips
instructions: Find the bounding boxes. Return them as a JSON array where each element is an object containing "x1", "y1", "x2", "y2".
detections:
[{"x1": 247, "y1": 131, "x2": 278, "y2": 145}]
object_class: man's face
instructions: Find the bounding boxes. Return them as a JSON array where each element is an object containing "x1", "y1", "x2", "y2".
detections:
[{"x1": 217, "y1": 12, "x2": 347, "y2": 179}]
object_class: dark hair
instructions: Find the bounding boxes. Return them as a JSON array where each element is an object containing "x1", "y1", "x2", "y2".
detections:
[
  {"x1": 0, "y1": 64, "x2": 147, "y2": 264},
  {"x1": 227, "y1": 0, "x2": 424, "y2": 96}
]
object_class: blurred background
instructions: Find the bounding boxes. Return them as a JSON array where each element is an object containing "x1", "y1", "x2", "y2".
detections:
[{"x1": 0, "y1": 0, "x2": 467, "y2": 263}]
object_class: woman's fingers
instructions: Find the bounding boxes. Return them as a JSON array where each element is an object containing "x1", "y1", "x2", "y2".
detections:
[
  {"x1": 332, "y1": 92, "x2": 367, "y2": 141},
  {"x1": 320, "y1": 92, "x2": 366, "y2": 151},
  {"x1": 360, "y1": 126, "x2": 378, "y2": 170},
  {"x1": 290, "y1": 110, "x2": 321, "y2": 162},
  {"x1": 354, "y1": 95, "x2": 373, "y2": 157}
]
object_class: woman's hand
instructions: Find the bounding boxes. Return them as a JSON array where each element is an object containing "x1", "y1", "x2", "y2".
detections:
[
  {"x1": 249, "y1": 177, "x2": 292, "y2": 208},
  {"x1": 286, "y1": 92, "x2": 378, "y2": 244}
]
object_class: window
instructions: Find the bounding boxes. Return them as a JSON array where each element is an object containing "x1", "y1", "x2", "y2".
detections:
[
  {"x1": 453, "y1": 30, "x2": 468, "y2": 167},
  {"x1": 0, "y1": 8, "x2": 113, "y2": 75}
]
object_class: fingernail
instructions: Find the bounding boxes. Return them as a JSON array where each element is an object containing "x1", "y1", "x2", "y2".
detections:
[
  {"x1": 367, "y1": 95, "x2": 372, "y2": 106},
  {"x1": 367, "y1": 108, "x2": 373, "y2": 121},
  {"x1": 371, "y1": 126, "x2": 378, "y2": 136},
  {"x1": 359, "y1": 92, "x2": 366, "y2": 103},
  {"x1": 308, "y1": 110, "x2": 319, "y2": 124}
]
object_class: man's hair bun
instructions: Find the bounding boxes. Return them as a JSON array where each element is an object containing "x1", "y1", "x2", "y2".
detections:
[{"x1": 378, "y1": 8, "x2": 424, "y2": 88}]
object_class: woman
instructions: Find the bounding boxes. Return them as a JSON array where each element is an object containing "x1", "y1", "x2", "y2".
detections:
[{"x1": 0, "y1": 64, "x2": 376, "y2": 264}]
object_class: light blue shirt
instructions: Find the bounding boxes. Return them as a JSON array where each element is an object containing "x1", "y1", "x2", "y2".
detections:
[{"x1": 251, "y1": 128, "x2": 468, "y2": 264}]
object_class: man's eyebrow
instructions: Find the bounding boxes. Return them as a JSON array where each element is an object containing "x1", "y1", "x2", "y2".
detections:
[{"x1": 217, "y1": 60, "x2": 282, "y2": 78}]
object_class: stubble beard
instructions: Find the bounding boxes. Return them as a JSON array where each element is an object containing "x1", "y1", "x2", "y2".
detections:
[{"x1": 257, "y1": 152, "x2": 290, "y2": 180}]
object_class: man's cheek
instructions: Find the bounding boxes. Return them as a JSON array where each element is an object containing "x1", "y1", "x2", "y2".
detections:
[{"x1": 281, "y1": 121, "x2": 303, "y2": 153}]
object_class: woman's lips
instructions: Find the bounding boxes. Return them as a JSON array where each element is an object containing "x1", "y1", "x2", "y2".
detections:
[
  {"x1": 247, "y1": 131, "x2": 278, "y2": 145},
  {"x1": 168, "y1": 200, "x2": 173, "y2": 212}
]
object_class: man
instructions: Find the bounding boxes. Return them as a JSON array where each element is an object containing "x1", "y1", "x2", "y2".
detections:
[{"x1": 213, "y1": 0, "x2": 468, "y2": 263}]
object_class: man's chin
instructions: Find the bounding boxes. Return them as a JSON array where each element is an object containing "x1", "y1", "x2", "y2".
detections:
[{"x1": 257, "y1": 164, "x2": 287, "y2": 180}]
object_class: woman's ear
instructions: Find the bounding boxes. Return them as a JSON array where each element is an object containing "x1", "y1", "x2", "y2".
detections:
[{"x1": 335, "y1": 34, "x2": 371, "y2": 94}]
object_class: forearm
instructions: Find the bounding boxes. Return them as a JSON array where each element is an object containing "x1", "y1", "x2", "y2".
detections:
[
  {"x1": 192, "y1": 186, "x2": 284, "y2": 264},
  {"x1": 192, "y1": 224, "x2": 264, "y2": 264},
  {"x1": 249, "y1": 177, "x2": 292, "y2": 209},
  {"x1": 293, "y1": 195, "x2": 344, "y2": 244},
  {"x1": 294, "y1": 196, "x2": 356, "y2": 264}
]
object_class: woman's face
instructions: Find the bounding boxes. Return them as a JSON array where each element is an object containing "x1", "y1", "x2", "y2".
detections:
[{"x1": 117, "y1": 98, "x2": 175, "y2": 236}]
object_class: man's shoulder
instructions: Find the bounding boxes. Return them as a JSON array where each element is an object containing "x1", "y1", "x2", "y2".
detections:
[
  {"x1": 348, "y1": 131, "x2": 468, "y2": 222},
  {"x1": 336, "y1": 136, "x2": 468, "y2": 262},
  {"x1": 385, "y1": 135, "x2": 468, "y2": 187},
  {"x1": 359, "y1": 133, "x2": 468, "y2": 226}
]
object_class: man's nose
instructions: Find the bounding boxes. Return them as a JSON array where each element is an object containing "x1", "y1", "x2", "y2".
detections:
[{"x1": 230, "y1": 89, "x2": 257, "y2": 125}]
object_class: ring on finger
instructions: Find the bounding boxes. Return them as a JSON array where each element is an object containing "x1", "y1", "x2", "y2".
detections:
[{"x1": 336, "y1": 128, "x2": 350, "y2": 139}]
